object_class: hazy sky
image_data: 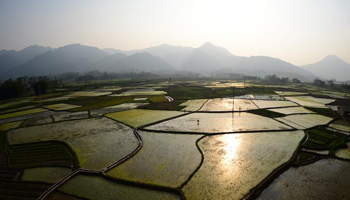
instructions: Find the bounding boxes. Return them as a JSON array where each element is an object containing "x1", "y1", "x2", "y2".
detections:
[{"x1": 0, "y1": 0, "x2": 349, "y2": 66}]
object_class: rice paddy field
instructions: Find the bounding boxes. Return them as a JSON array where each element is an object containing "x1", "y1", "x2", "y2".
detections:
[
  {"x1": 54, "y1": 174, "x2": 180, "y2": 200},
  {"x1": 106, "y1": 109, "x2": 183, "y2": 127},
  {"x1": 90, "y1": 102, "x2": 148, "y2": 117},
  {"x1": 0, "y1": 78, "x2": 349, "y2": 199},
  {"x1": 44, "y1": 103, "x2": 81, "y2": 111},
  {"x1": 182, "y1": 131, "x2": 305, "y2": 200},
  {"x1": 276, "y1": 114, "x2": 333, "y2": 129},
  {"x1": 285, "y1": 96, "x2": 335, "y2": 108},
  {"x1": 200, "y1": 98, "x2": 258, "y2": 111},
  {"x1": 258, "y1": 159, "x2": 350, "y2": 199},
  {"x1": 145, "y1": 112, "x2": 292, "y2": 133},
  {"x1": 179, "y1": 99, "x2": 208, "y2": 111},
  {"x1": 107, "y1": 131, "x2": 202, "y2": 187},
  {"x1": 268, "y1": 106, "x2": 315, "y2": 115},
  {"x1": 7, "y1": 118, "x2": 139, "y2": 170}
]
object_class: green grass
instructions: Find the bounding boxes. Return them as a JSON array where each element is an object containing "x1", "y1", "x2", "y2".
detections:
[
  {"x1": 303, "y1": 127, "x2": 347, "y2": 152},
  {"x1": 248, "y1": 109, "x2": 286, "y2": 118},
  {"x1": 7, "y1": 141, "x2": 75, "y2": 169},
  {"x1": 304, "y1": 106, "x2": 336, "y2": 118}
]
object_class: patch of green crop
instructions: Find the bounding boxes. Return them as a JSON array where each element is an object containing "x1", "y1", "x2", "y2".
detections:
[
  {"x1": 7, "y1": 141, "x2": 76, "y2": 169},
  {"x1": 138, "y1": 100, "x2": 186, "y2": 111},
  {"x1": 240, "y1": 87, "x2": 275, "y2": 95},
  {"x1": 304, "y1": 106, "x2": 336, "y2": 118},
  {"x1": 303, "y1": 127, "x2": 347, "y2": 151},
  {"x1": 293, "y1": 151, "x2": 319, "y2": 166},
  {"x1": 248, "y1": 109, "x2": 286, "y2": 118},
  {"x1": 329, "y1": 138, "x2": 349, "y2": 154},
  {"x1": 148, "y1": 95, "x2": 168, "y2": 103}
]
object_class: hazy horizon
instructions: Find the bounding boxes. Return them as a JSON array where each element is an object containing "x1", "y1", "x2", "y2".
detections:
[{"x1": 1, "y1": 0, "x2": 349, "y2": 66}]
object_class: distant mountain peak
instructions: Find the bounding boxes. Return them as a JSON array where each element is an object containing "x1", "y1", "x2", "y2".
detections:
[
  {"x1": 323, "y1": 55, "x2": 340, "y2": 61},
  {"x1": 197, "y1": 42, "x2": 233, "y2": 57}
]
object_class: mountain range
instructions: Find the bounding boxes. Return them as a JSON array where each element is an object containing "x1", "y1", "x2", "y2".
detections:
[
  {"x1": 301, "y1": 55, "x2": 350, "y2": 81},
  {"x1": 1, "y1": 42, "x2": 349, "y2": 81}
]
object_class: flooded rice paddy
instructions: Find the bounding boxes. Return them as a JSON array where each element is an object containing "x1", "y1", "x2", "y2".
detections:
[
  {"x1": 179, "y1": 99, "x2": 208, "y2": 111},
  {"x1": 55, "y1": 174, "x2": 179, "y2": 200},
  {"x1": 146, "y1": 113, "x2": 292, "y2": 133},
  {"x1": 20, "y1": 115, "x2": 53, "y2": 127},
  {"x1": 200, "y1": 98, "x2": 258, "y2": 111},
  {"x1": 52, "y1": 111, "x2": 89, "y2": 122},
  {"x1": 235, "y1": 94, "x2": 285, "y2": 100},
  {"x1": 107, "y1": 131, "x2": 202, "y2": 187},
  {"x1": 182, "y1": 131, "x2": 305, "y2": 199},
  {"x1": 106, "y1": 109, "x2": 183, "y2": 127},
  {"x1": 21, "y1": 167, "x2": 73, "y2": 183},
  {"x1": 276, "y1": 114, "x2": 333, "y2": 129},
  {"x1": 90, "y1": 103, "x2": 148, "y2": 117},
  {"x1": 285, "y1": 96, "x2": 334, "y2": 108},
  {"x1": 8, "y1": 118, "x2": 139, "y2": 170},
  {"x1": 43, "y1": 103, "x2": 81, "y2": 111},
  {"x1": 258, "y1": 159, "x2": 350, "y2": 199},
  {"x1": 335, "y1": 142, "x2": 350, "y2": 159},
  {"x1": 252, "y1": 100, "x2": 297, "y2": 109},
  {"x1": 268, "y1": 106, "x2": 315, "y2": 115}
]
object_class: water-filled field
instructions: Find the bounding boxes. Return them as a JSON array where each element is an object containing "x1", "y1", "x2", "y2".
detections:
[
  {"x1": 55, "y1": 174, "x2": 179, "y2": 200},
  {"x1": 276, "y1": 114, "x2": 333, "y2": 129},
  {"x1": 107, "y1": 131, "x2": 202, "y2": 187},
  {"x1": 182, "y1": 131, "x2": 304, "y2": 199},
  {"x1": 21, "y1": 167, "x2": 72, "y2": 183},
  {"x1": 44, "y1": 103, "x2": 81, "y2": 111},
  {"x1": 335, "y1": 142, "x2": 350, "y2": 159},
  {"x1": 200, "y1": 98, "x2": 258, "y2": 111},
  {"x1": 8, "y1": 118, "x2": 139, "y2": 170},
  {"x1": 146, "y1": 113, "x2": 292, "y2": 133},
  {"x1": 252, "y1": 100, "x2": 297, "y2": 109},
  {"x1": 258, "y1": 159, "x2": 350, "y2": 199},
  {"x1": 106, "y1": 109, "x2": 183, "y2": 127},
  {"x1": 268, "y1": 106, "x2": 315, "y2": 115},
  {"x1": 52, "y1": 111, "x2": 89, "y2": 122},
  {"x1": 285, "y1": 96, "x2": 334, "y2": 108},
  {"x1": 90, "y1": 102, "x2": 148, "y2": 117},
  {"x1": 179, "y1": 99, "x2": 207, "y2": 111}
]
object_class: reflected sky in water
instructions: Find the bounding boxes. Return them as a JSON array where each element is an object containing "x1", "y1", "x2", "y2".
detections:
[{"x1": 183, "y1": 131, "x2": 305, "y2": 200}]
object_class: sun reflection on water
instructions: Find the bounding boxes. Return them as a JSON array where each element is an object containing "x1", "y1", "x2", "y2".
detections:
[{"x1": 221, "y1": 135, "x2": 241, "y2": 167}]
